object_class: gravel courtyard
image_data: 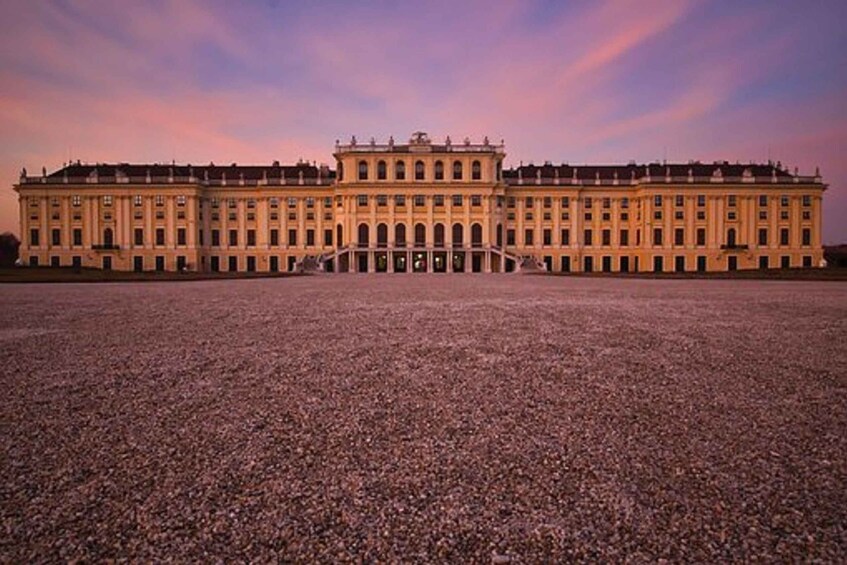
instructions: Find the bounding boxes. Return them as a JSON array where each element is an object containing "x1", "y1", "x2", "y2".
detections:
[{"x1": 2, "y1": 275, "x2": 846, "y2": 562}]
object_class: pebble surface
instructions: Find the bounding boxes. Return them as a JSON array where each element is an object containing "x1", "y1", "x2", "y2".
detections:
[{"x1": 1, "y1": 275, "x2": 845, "y2": 561}]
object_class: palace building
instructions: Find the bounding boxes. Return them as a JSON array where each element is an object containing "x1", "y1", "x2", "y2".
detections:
[{"x1": 14, "y1": 132, "x2": 826, "y2": 274}]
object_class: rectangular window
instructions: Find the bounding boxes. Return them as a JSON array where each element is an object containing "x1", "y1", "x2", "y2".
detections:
[
  {"x1": 654, "y1": 211, "x2": 662, "y2": 220},
  {"x1": 697, "y1": 194, "x2": 705, "y2": 207},
  {"x1": 30, "y1": 228, "x2": 40, "y2": 246},
  {"x1": 802, "y1": 195, "x2": 811, "y2": 207},
  {"x1": 561, "y1": 196, "x2": 570, "y2": 208},
  {"x1": 759, "y1": 211, "x2": 768, "y2": 220},
  {"x1": 471, "y1": 195, "x2": 482, "y2": 207},
  {"x1": 584, "y1": 229, "x2": 593, "y2": 246},
  {"x1": 728, "y1": 195, "x2": 737, "y2": 207},
  {"x1": 434, "y1": 195, "x2": 444, "y2": 207},
  {"x1": 324, "y1": 229, "x2": 333, "y2": 246},
  {"x1": 758, "y1": 228, "x2": 768, "y2": 246},
  {"x1": 103, "y1": 195, "x2": 113, "y2": 206},
  {"x1": 675, "y1": 195, "x2": 683, "y2": 207},
  {"x1": 72, "y1": 195, "x2": 82, "y2": 207},
  {"x1": 305, "y1": 197, "x2": 314, "y2": 208},
  {"x1": 357, "y1": 195, "x2": 367, "y2": 206},
  {"x1": 780, "y1": 228, "x2": 789, "y2": 246},
  {"x1": 307, "y1": 229, "x2": 315, "y2": 246},
  {"x1": 269, "y1": 197, "x2": 279, "y2": 208},
  {"x1": 177, "y1": 195, "x2": 187, "y2": 207},
  {"x1": 212, "y1": 229, "x2": 220, "y2": 247},
  {"x1": 697, "y1": 210, "x2": 706, "y2": 221},
  {"x1": 674, "y1": 211, "x2": 684, "y2": 220},
  {"x1": 506, "y1": 229, "x2": 515, "y2": 246},
  {"x1": 247, "y1": 229, "x2": 256, "y2": 247},
  {"x1": 73, "y1": 228, "x2": 82, "y2": 246},
  {"x1": 376, "y1": 195, "x2": 387, "y2": 207},
  {"x1": 395, "y1": 195, "x2": 406, "y2": 207},
  {"x1": 543, "y1": 229, "x2": 551, "y2": 246},
  {"x1": 697, "y1": 228, "x2": 706, "y2": 246},
  {"x1": 543, "y1": 197, "x2": 552, "y2": 209},
  {"x1": 177, "y1": 228, "x2": 186, "y2": 246},
  {"x1": 288, "y1": 229, "x2": 297, "y2": 246},
  {"x1": 156, "y1": 228, "x2": 165, "y2": 246},
  {"x1": 653, "y1": 195, "x2": 662, "y2": 207},
  {"x1": 452, "y1": 195, "x2": 462, "y2": 207},
  {"x1": 561, "y1": 229, "x2": 570, "y2": 245},
  {"x1": 802, "y1": 228, "x2": 811, "y2": 246},
  {"x1": 602, "y1": 229, "x2": 610, "y2": 246},
  {"x1": 270, "y1": 229, "x2": 279, "y2": 246},
  {"x1": 759, "y1": 195, "x2": 768, "y2": 207},
  {"x1": 156, "y1": 195, "x2": 165, "y2": 207},
  {"x1": 414, "y1": 195, "x2": 425, "y2": 207},
  {"x1": 674, "y1": 228, "x2": 684, "y2": 246},
  {"x1": 781, "y1": 195, "x2": 789, "y2": 207},
  {"x1": 621, "y1": 197, "x2": 629, "y2": 209},
  {"x1": 602, "y1": 197, "x2": 611, "y2": 209},
  {"x1": 585, "y1": 212, "x2": 592, "y2": 221},
  {"x1": 51, "y1": 228, "x2": 61, "y2": 246},
  {"x1": 584, "y1": 197, "x2": 592, "y2": 209},
  {"x1": 229, "y1": 229, "x2": 238, "y2": 246},
  {"x1": 132, "y1": 228, "x2": 142, "y2": 246},
  {"x1": 507, "y1": 196, "x2": 516, "y2": 208},
  {"x1": 135, "y1": 195, "x2": 144, "y2": 207},
  {"x1": 620, "y1": 229, "x2": 629, "y2": 246},
  {"x1": 654, "y1": 228, "x2": 663, "y2": 246},
  {"x1": 524, "y1": 229, "x2": 534, "y2": 246}
]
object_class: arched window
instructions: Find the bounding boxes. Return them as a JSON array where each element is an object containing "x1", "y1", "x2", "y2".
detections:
[
  {"x1": 395, "y1": 160, "x2": 406, "y2": 180},
  {"x1": 415, "y1": 160, "x2": 425, "y2": 181},
  {"x1": 453, "y1": 161, "x2": 463, "y2": 180},
  {"x1": 377, "y1": 223, "x2": 388, "y2": 247},
  {"x1": 358, "y1": 160, "x2": 368, "y2": 181},
  {"x1": 434, "y1": 223, "x2": 445, "y2": 246},
  {"x1": 377, "y1": 160, "x2": 387, "y2": 180},
  {"x1": 103, "y1": 228, "x2": 113, "y2": 246},
  {"x1": 471, "y1": 223, "x2": 483, "y2": 247},
  {"x1": 727, "y1": 228, "x2": 737, "y2": 247},
  {"x1": 338, "y1": 162, "x2": 344, "y2": 181},
  {"x1": 358, "y1": 223, "x2": 369, "y2": 247},
  {"x1": 336, "y1": 224, "x2": 343, "y2": 247},
  {"x1": 496, "y1": 161, "x2": 502, "y2": 182},
  {"x1": 435, "y1": 160, "x2": 444, "y2": 180},
  {"x1": 452, "y1": 223, "x2": 464, "y2": 248},
  {"x1": 414, "y1": 223, "x2": 426, "y2": 246},
  {"x1": 395, "y1": 224, "x2": 406, "y2": 247},
  {"x1": 472, "y1": 160, "x2": 481, "y2": 180},
  {"x1": 496, "y1": 223, "x2": 503, "y2": 247}
]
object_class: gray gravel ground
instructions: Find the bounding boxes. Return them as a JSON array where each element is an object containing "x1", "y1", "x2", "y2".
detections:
[{"x1": 2, "y1": 275, "x2": 846, "y2": 562}]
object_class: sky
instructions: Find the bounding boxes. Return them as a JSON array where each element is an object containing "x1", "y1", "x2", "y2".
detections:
[{"x1": 1, "y1": 0, "x2": 845, "y2": 242}]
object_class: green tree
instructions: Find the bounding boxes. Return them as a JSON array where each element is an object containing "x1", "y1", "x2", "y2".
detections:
[{"x1": 0, "y1": 232, "x2": 21, "y2": 268}]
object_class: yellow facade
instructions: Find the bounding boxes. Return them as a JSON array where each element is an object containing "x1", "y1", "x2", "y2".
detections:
[{"x1": 14, "y1": 133, "x2": 826, "y2": 273}]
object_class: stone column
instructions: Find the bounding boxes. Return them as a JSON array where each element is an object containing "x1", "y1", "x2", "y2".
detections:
[
  {"x1": 39, "y1": 197, "x2": 48, "y2": 252},
  {"x1": 61, "y1": 196, "x2": 71, "y2": 249},
  {"x1": 257, "y1": 197, "x2": 268, "y2": 248}
]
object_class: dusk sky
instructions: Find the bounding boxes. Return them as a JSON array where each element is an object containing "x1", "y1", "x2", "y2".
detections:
[{"x1": 1, "y1": 0, "x2": 845, "y2": 242}]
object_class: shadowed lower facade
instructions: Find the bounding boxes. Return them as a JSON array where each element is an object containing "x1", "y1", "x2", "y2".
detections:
[{"x1": 14, "y1": 132, "x2": 826, "y2": 273}]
